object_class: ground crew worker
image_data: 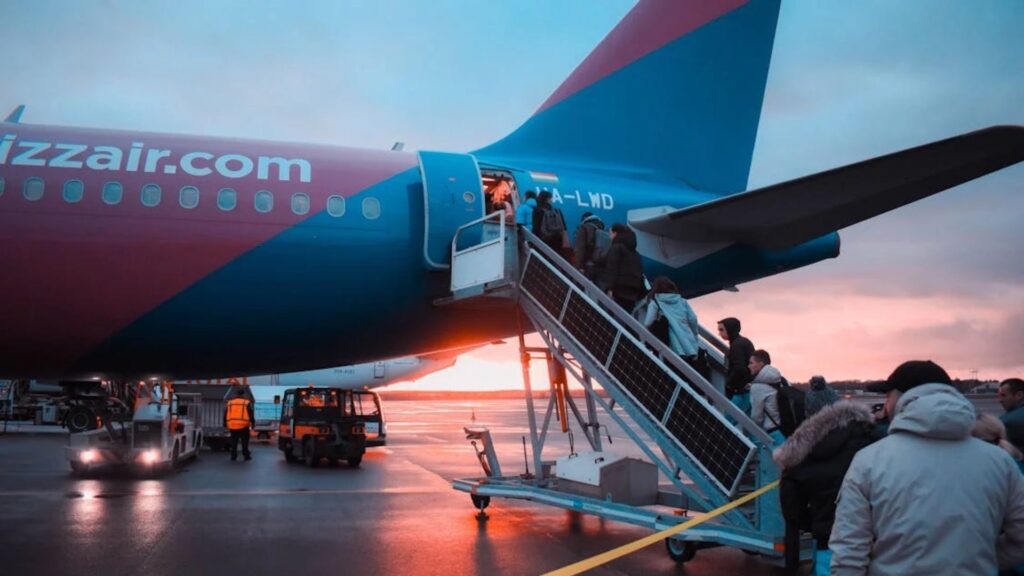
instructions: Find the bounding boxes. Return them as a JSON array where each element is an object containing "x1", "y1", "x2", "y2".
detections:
[{"x1": 224, "y1": 386, "x2": 255, "y2": 461}]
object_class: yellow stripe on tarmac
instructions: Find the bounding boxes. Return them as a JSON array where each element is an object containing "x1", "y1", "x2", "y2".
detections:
[{"x1": 544, "y1": 480, "x2": 780, "y2": 576}]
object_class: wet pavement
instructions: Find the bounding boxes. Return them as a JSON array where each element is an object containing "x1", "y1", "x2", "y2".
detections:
[{"x1": 0, "y1": 396, "x2": 1004, "y2": 575}]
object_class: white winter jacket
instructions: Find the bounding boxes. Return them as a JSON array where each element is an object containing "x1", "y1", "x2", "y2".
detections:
[
  {"x1": 750, "y1": 365, "x2": 782, "y2": 431},
  {"x1": 829, "y1": 384, "x2": 1024, "y2": 575}
]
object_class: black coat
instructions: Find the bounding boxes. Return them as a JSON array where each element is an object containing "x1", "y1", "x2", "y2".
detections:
[
  {"x1": 724, "y1": 335, "x2": 754, "y2": 396},
  {"x1": 600, "y1": 230, "x2": 644, "y2": 302},
  {"x1": 773, "y1": 402, "x2": 882, "y2": 546}
]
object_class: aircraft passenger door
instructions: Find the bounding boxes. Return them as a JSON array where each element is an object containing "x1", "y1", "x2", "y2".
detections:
[
  {"x1": 419, "y1": 151, "x2": 484, "y2": 270},
  {"x1": 373, "y1": 361, "x2": 386, "y2": 380}
]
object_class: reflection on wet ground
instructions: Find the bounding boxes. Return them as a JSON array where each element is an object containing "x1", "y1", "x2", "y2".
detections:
[{"x1": 0, "y1": 397, "x2": 1003, "y2": 575}]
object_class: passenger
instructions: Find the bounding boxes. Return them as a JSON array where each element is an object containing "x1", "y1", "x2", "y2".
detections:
[
  {"x1": 224, "y1": 386, "x2": 255, "y2": 462},
  {"x1": 487, "y1": 180, "x2": 515, "y2": 220},
  {"x1": 573, "y1": 212, "x2": 609, "y2": 280},
  {"x1": 748, "y1": 349, "x2": 786, "y2": 445},
  {"x1": 999, "y1": 378, "x2": 1024, "y2": 454},
  {"x1": 515, "y1": 190, "x2": 537, "y2": 227},
  {"x1": 829, "y1": 360, "x2": 1024, "y2": 575},
  {"x1": 718, "y1": 317, "x2": 754, "y2": 414},
  {"x1": 773, "y1": 401, "x2": 882, "y2": 576},
  {"x1": 531, "y1": 190, "x2": 569, "y2": 256},
  {"x1": 973, "y1": 412, "x2": 1024, "y2": 474},
  {"x1": 637, "y1": 276, "x2": 700, "y2": 364},
  {"x1": 599, "y1": 224, "x2": 645, "y2": 313},
  {"x1": 804, "y1": 375, "x2": 839, "y2": 418}
]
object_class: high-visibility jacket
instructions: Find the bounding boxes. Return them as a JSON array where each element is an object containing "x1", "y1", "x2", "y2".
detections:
[{"x1": 225, "y1": 397, "x2": 253, "y2": 430}]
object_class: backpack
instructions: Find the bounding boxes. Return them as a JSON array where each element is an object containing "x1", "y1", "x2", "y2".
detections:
[
  {"x1": 591, "y1": 227, "x2": 612, "y2": 264},
  {"x1": 770, "y1": 378, "x2": 806, "y2": 437},
  {"x1": 539, "y1": 206, "x2": 565, "y2": 238}
]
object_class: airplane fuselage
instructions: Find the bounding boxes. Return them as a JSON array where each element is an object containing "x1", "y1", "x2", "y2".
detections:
[{"x1": 0, "y1": 121, "x2": 839, "y2": 379}]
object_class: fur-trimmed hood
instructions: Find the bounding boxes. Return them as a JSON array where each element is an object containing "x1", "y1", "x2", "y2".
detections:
[{"x1": 773, "y1": 401, "x2": 875, "y2": 471}]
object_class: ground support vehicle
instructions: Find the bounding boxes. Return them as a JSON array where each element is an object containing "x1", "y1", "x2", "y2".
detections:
[
  {"x1": 278, "y1": 387, "x2": 367, "y2": 467},
  {"x1": 65, "y1": 387, "x2": 202, "y2": 476},
  {"x1": 0, "y1": 380, "x2": 133, "y2": 432},
  {"x1": 354, "y1": 390, "x2": 386, "y2": 447}
]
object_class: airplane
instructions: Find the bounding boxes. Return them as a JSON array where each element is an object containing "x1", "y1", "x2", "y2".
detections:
[
  {"x1": 246, "y1": 351, "x2": 461, "y2": 391},
  {"x1": 222, "y1": 345, "x2": 482, "y2": 404},
  {"x1": 0, "y1": 0, "x2": 1021, "y2": 381}
]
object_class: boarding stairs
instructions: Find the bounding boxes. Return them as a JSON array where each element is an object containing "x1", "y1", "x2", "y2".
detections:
[{"x1": 444, "y1": 213, "x2": 791, "y2": 559}]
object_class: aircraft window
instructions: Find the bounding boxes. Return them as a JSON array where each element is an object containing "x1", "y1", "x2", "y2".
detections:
[
  {"x1": 141, "y1": 184, "x2": 161, "y2": 207},
  {"x1": 254, "y1": 190, "x2": 273, "y2": 213},
  {"x1": 23, "y1": 177, "x2": 44, "y2": 201},
  {"x1": 102, "y1": 181, "x2": 123, "y2": 205},
  {"x1": 327, "y1": 195, "x2": 346, "y2": 217},
  {"x1": 179, "y1": 186, "x2": 199, "y2": 209},
  {"x1": 63, "y1": 179, "x2": 84, "y2": 203},
  {"x1": 291, "y1": 193, "x2": 310, "y2": 215},
  {"x1": 217, "y1": 188, "x2": 237, "y2": 211},
  {"x1": 0, "y1": 176, "x2": 5, "y2": 197},
  {"x1": 362, "y1": 197, "x2": 381, "y2": 220}
]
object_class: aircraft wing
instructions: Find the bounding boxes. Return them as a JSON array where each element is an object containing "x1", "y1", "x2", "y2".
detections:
[{"x1": 630, "y1": 125, "x2": 1024, "y2": 250}]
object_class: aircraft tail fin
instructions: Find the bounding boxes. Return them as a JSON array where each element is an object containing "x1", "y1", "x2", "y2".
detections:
[{"x1": 477, "y1": 0, "x2": 781, "y2": 194}]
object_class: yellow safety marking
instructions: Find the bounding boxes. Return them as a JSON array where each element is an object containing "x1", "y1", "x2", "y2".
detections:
[{"x1": 543, "y1": 480, "x2": 780, "y2": 576}]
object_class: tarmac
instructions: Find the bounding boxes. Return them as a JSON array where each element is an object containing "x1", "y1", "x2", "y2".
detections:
[{"x1": 0, "y1": 396, "x2": 1004, "y2": 576}]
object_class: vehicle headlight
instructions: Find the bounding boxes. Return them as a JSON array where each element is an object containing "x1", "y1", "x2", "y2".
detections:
[
  {"x1": 80, "y1": 449, "x2": 97, "y2": 463},
  {"x1": 142, "y1": 449, "x2": 160, "y2": 464}
]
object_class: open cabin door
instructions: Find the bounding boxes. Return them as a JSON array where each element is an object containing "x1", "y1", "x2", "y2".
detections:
[{"x1": 419, "y1": 151, "x2": 484, "y2": 270}]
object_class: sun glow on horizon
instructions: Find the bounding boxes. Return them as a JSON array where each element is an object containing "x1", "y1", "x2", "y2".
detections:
[{"x1": 387, "y1": 354, "x2": 560, "y2": 393}]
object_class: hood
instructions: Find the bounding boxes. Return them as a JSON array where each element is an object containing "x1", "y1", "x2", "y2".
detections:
[
  {"x1": 525, "y1": 198, "x2": 537, "y2": 207},
  {"x1": 889, "y1": 383, "x2": 975, "y2": 440},
  {"x1": 752, "y1": 364, "x2": 782, "y2": 385},
  {"x1": 582, "y1": 214, "x2": 604, "y2": 228},
  {"x1": 655, "y1": 293, "x2": 684, "y2": 306},
  {"x1": 810, "y1": 376, "x2": 827, "y2": 391},
  {"x1": 719, "y1": 317, "x2": 741, "y2": 340},
  {"x1": 612, "y1": 228, "x2": 637, "y2": 250},
  {"x1": 773, "y1": 402, "x2": 874, "y2": 470}
]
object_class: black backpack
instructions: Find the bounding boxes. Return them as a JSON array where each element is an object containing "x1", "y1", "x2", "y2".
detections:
[
  {"x1": 771, "y1": 378, "x2": 806, "y2": 436},
  {"x1": 539, "y1": 206, "x2": 566, "y2": 238}
]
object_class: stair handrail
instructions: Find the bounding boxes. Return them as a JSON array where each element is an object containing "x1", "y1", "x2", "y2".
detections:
[
  {"x1": 450, "y1": 210, "x2": 509, "y2": 258},
  {"x1": 515, "y1": 227, "x2": 774, "y2": 447}
]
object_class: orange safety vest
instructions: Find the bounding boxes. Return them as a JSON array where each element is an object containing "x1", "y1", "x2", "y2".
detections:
[{"x1": 225, "y1": 397, "x2": 251, "y2": 430}]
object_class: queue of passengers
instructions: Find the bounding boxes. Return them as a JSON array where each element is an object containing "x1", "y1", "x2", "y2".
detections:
[{"x1": 525, "y1": 209, "x2": 1024, "y2": 574}]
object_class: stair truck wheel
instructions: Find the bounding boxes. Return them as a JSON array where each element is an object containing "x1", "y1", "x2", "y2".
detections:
[
  {"x1": 283, "y1": 442, "x2": 297, "y2": 463},
  {"x1": 470, "y1": 494, "x2": 490, "y2": 510},
  {"x1": 347, "y1": 456, "x2": 362, "y2": 467},
  {"x1": 665, "y1": 538, "x2": 697, "y2": 563},
  {"x1": 171, "y1": 441, "x2": 180, "y2": 469}
]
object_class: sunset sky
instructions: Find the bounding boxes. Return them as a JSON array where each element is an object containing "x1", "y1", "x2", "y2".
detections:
[{"x1": 2, "y1": 1, "x2": 1021, "y2": 390}]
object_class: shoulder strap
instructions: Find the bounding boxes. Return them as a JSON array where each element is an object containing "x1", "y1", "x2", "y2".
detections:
[
  {"x1": 764, "y1": 392, "x2": 781, "y2": 428},
  {"x1": 651, "y1": 295, "x2": 667, "y2": 318}
]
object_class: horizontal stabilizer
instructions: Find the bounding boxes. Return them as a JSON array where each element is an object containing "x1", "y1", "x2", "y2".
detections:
[{"x1": 631, "y1": 125, "x2": 1024, "y2": 250}]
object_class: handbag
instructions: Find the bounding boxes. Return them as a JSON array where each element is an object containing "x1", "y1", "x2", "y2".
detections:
[{"x1": 649, "y1": 298, "x2": 672, "y2": 345}]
